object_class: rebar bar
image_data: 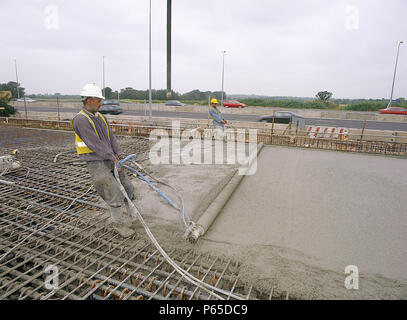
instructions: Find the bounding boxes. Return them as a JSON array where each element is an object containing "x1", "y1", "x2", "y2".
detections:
[{"x1": 0, "y1": 125, "x2": 288, "y2": 300}]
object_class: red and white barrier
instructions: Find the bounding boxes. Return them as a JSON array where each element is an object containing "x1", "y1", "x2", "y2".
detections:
[{"x1": 306, "y1": 126, "x2": 349, "y2": 139}]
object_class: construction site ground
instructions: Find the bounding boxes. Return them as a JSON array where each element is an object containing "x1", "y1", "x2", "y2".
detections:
[{"x1": 1, "y1": 124, "x2": 406, "y2": 300}]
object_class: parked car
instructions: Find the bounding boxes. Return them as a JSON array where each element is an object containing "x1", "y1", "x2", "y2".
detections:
[
  {"x1": 259, "y1": 111, "x2": 305, "y2": 127},
  {"x1": 223, "y1": 100, "x2": 246, "y2": 108},
  {"x1": 379, "y1": 106, "x2": 407, "y2": 115},
  {"x1": 99, "y1": 100, "x2": 122, "y2": 115},
  {"x1": 165, "y1": 100, "x2": 186, "y2": 106}
]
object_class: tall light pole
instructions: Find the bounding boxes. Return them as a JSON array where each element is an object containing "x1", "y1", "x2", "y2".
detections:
[
  {"x1": 14, "y1": 58, "x2": 20, "y2": 99},
  {"x1": 221, "y1": 50, "x2": 226, "y2": 108},
  {"x1": 387, "y1": 40, "x2": 403, "y2": 109},
  {"x1": 166, "y1": 0, "x2": 172, "y2": 99},
  {"x1": 148, "y1": 0, "x2": 152, "y2": 124},
  {"x1": 102, "y1": 55, "x2": 106, "y2": 98}
]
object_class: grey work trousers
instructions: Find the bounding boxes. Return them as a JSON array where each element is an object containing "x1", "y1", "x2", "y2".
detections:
[
  {"x1": 213, "y1": 124, "x2": 226, "y2": 141},
  {"x1": 86, "y1": 160, "x2": 136, "y2": 226}
]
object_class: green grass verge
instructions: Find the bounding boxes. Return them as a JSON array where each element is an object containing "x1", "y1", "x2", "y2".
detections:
[{"x1": 343, "y1": 101, "x2": 407, "y2": 111}]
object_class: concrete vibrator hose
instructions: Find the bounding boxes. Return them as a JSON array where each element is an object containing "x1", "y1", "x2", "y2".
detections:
[{"x1": 114, "y1": 155, "x2": 246, "y2": 300}]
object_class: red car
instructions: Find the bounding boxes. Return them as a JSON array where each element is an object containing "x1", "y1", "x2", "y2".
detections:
[
  {"x1": 379, "y1": 107, "x2": 407, "y2": 115},
  {"x1": 223, "y1": 100, "x2": 246, "y2": 108}
]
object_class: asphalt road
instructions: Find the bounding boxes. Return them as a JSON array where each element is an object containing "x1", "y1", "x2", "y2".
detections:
[{"x1": 16, "y1": 106, "x2": 407, "y2": 131}]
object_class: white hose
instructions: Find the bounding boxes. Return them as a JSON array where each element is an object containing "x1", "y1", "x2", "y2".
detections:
[
  {"x1": 113, "y1": 165, "x2": 245, "y2": 300},
  {"x1": 128, "y1": 159, "x2": 190, "y2": 228}
]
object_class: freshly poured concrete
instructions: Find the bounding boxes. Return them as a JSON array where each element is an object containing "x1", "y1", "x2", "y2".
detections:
[
  {"x1": 204, "y1": 146, "x2": 407, "y2": 282},
  {"x1": 130, "y1": 139, "x2": 250, "y2": 228},
  {"x1": 4, "y1": 125, "x2": 405, "y2": 298},
  {"x1": 132, "y1": 163, "x2": 237, "y2": 225}
]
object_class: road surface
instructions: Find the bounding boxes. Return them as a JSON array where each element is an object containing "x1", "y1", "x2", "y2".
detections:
[{"x1": 16, "y1": 106, "x2": 407, "y2": 131}]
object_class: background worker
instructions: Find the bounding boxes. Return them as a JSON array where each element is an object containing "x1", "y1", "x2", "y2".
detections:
[
  {"x1": 209, "y1": 98, "x2": 227, "y2": 139},
  {"x1": 72, "y1": 83, "x2": 137, "y2": 237}
]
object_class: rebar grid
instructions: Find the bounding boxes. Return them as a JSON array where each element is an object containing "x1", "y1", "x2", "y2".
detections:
[{"x1": 1, "y1": 200, "x2": 284, "y2": 300}]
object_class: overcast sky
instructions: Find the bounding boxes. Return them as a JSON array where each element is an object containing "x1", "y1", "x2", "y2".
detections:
[{"x1": 1, "y1": 0, "x2": 406, "y2": 99}]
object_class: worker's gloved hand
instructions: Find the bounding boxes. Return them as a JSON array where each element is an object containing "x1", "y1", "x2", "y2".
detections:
[
  {"x1": 113, "y1": 156, "x2": 123, "y2": 172},
  {"x1": 117, "y1": 154, "x2": 127, "y2": 171}
]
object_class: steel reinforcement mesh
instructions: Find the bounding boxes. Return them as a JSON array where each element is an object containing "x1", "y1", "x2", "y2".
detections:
[{"x1": 0, "y1": 126, "x2": 288, "y2": 300}]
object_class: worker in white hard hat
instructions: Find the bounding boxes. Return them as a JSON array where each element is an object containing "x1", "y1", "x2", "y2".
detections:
[
  {"x1": 209, "y1": 98, "x2": 227, "y2": 140},
  {"x1": 72, "y1": 83, "x2": 137, "y2": 237}
]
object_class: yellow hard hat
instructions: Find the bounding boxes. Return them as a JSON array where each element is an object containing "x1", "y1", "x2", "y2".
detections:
[{"x1": 210, "y1": 98, "x2": 218, "y2": 104}]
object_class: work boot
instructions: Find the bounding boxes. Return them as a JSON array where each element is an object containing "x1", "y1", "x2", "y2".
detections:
[
  {"x1": 111, "y1": 223, "x2": 135, "y2": 238},
  {"x1": 110, "y1": 206, "x2": 133, "y2": 228},
  {"x1": 124, "y1": 201, "x2": 139, "y2": 229},
  {"x1": 125, "y1": 201, "x2": 138, "y2": 219}
]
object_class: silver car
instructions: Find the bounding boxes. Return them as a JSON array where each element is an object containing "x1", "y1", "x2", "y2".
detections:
[{"x1": 259, "y1": 111, "x2": 306, "y2": 127}]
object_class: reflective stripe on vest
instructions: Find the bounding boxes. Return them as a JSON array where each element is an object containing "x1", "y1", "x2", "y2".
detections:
[
  {"x1": 75, "y1": 141, "x2": 87, "y2": 148},
  {"x1": 71, "y1": 110, "x2": 110, "y2": 155},
  {"x1": 209, "y1": 107, "x2": 223, "y2": 122}
]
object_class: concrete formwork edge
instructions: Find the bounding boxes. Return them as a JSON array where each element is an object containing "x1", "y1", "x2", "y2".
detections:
[{"x1": 193, "y1": 143, "x2": 265, "y2": 240}]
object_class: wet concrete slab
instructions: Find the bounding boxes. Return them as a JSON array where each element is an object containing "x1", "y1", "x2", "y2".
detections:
[
  {"x1": 204, "y1": 145, "x2": 407, "y2": 282},
  {"x1": 3, "y1": 125, "x2": 406, "y2": 298}
]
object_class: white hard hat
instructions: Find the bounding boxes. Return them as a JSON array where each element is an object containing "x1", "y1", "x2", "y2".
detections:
[{"x1": 80, "y1": 83, "x2": 105, "y2": 99}]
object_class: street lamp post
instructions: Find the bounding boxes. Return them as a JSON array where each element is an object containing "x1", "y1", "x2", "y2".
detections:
[
  {"x1": 166, "y1": 0, "x2": 172, "y2": 99},
  {"x1": 148, "y1": 0, "x2": 152, "y2": 125},
  {"x1": 221, "y1": 50, "x2": 226, "y2": 108},
  {"x1": 14, "y1": 58, "x2": 20, "y2": 99},
  {"x1": 387, "y1": 40, "x2": 403, "y2": 109},
  {"x1": 102, "y1": 55, "x2": 105, "y2": 98}
]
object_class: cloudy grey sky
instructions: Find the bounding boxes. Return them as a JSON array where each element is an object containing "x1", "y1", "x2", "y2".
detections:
[{"x1": 1, "y1": 0, "x2": 406, "y2": 99}]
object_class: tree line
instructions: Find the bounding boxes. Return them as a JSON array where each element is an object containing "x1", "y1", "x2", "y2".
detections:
[
  {"x1": 0, "y1": 80, "x2": 228, "y2": 101},
  {"x1": 2, "y1": 80, "x2": 406, "y2": 112},
  {"x1": 0, "y1": 81, "x2": 25, "y2": 98},
  {"x1": 0, "y1": 82, "x2": 18, "y2": 117},
  {"x1": 24, "y1": 87, "x2": 227, "y2": 102},
  {"x1": 104, "y1": 87, "x2": 227, "y2": 101}
]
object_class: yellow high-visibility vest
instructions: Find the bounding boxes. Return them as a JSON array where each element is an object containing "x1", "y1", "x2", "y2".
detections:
[
  {"x1": 209, "y1": 106, "x2": 224, "y2": 122},
  {"x1": 71, "y1": 110, "x2": 110, "y2": 155}
]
